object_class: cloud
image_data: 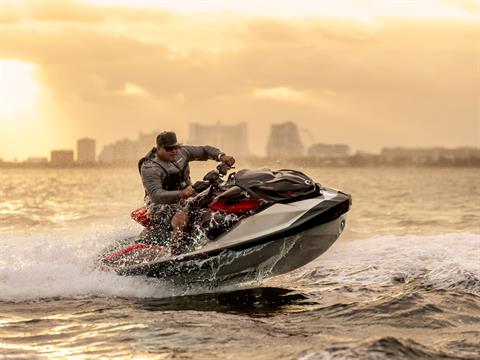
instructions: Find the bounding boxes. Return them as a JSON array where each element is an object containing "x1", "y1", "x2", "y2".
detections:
[
  {"x1": 253, "y1": 87, "x2": 304, "y2": 101},
  {"x1": 25, "y1": 1, "x2": 105, "y2": 23},
  {"x1": 0, "y1": 1, "x2": 173, "y2": 24},
  {"x1": 2, "y1": 16, "x2": 477, "y2": 101},
  {"x1": 0, "y1": 3, "x2": 22, "y2": 24},
  {"x1": 121, "y1": 83, "x2": 148, "y2": 96},
  {"x1": 0, "y1": 5, "x2": 478, "y2": 157},
  {"x1": 240, "y1": 19, "x2": 301, "y2": 43},
  {"x1": 444, "y1": 0, "x2": 480, "y2": 14}
]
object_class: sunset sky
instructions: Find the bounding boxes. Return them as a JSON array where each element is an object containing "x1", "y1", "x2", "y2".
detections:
[{"x1": 0, "y1": 0, "x2": 479, "y2": 161}]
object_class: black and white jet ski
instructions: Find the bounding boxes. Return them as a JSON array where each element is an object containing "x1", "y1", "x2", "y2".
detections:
[{"x1": 99, "y1": 164, "x2": 351, "y2": 285}]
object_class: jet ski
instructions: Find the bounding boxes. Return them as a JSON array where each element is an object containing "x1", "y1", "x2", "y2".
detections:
[{"x1": 98, "y1": 164, "x2": 351, "y2": 285}]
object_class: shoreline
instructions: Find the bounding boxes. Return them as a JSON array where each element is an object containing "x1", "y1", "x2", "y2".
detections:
[{"x1": 1, "y1": 161, "x2": 479, "y2": 169}]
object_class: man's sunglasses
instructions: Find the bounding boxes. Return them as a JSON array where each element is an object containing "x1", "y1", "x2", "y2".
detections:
[{"x1": 164, "y1": 145, "x2": 180, "y2": 152}]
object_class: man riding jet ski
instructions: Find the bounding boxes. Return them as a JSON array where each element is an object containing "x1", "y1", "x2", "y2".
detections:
[
  {"x1": 137, "y1": 131, "x2": 235, "y2": 254},
  {"x1": 99, "y1": 132, "x2": 352, "y2": 285}
]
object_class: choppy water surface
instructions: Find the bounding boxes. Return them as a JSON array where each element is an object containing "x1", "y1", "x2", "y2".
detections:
[{"x1": 0, "y1": 166, "x2": 479, "y2": 359}]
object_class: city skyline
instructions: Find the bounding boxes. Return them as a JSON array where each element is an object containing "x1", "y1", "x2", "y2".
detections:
[
  {"x1": 2, "y1": 119, "x2": 480, "y2": 162},
  {"x1": 1, "y1": 1, "x2": 479, "y2": 161},
  {"x1": 2, "y1": 121, "x2": 479, "y2": 166},
  {"x1": 2, "y1": 114, "x2": 480, "y2": 162}
]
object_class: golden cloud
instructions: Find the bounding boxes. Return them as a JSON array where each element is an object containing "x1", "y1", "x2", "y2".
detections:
[{"x1": 0, "y1": 2, "x2": 478, "y2": 156}]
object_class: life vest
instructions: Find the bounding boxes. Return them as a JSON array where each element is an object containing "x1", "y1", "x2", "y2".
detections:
[
  {"x1": 161, "y1": 164, "x2": 188, "y2": 191},
  {"x1": 138, "y1": 148, "x2": 188, "y2": 191}
]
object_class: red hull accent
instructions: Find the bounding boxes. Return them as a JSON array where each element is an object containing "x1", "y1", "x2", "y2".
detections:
[
  {"x1": 208, "y1": 198, "x2": 263, "y2": 214},
  {"x1": 103, "y1": 244, "x2": 164, "y2": 261},
  {"x1": 131, "y1": 207, "x2": 154, "y2": 228}
]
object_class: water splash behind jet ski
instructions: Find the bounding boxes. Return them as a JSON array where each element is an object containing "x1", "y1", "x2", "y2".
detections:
[{"x1": 98, "y1": 164, "x2": 352, "y2": 286}]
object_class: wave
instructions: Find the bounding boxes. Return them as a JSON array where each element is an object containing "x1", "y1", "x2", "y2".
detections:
[
  {"x1": 299, "y1": 233, "x2": 480, "y2": 295},
  {"x1": 0, "y1": 230, "x2": 478, "y2": 301},
  {"x1": 300, "y1": 336, "x2": 479, "y2": 360},
  {"x1": 307, "y1": 290, "x2": 480, "y2": 331}
]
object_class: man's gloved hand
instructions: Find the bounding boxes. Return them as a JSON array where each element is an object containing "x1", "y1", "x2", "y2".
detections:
[
  {"x1": 180, "y1": 186, "x2": 196, "y2": 199},
  {"x1": 220, "y1": 154, "x2": 236, "y2": 167}
]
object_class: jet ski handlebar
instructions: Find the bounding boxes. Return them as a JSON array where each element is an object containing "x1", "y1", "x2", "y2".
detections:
[
  {"x1": 192, "y1": 162, "x2": 234, "y2": 193},
  {"x1": 216, "y1": 162, "x2": 232, "y2": 176}
]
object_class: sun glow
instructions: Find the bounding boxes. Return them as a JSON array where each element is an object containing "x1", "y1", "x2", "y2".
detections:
[{"x1": 0, "y1": 60, "x2": 39, "y2": 116}]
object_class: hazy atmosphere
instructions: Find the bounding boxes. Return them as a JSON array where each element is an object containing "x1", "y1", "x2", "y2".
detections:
[
  {"x1": 0, "y1": 0, "x2": 479, "y2": 161},
  {"x1": 1, "y1": 2, "x2": 480, "y2": 359}
]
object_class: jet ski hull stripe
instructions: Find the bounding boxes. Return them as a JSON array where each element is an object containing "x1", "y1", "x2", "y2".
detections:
[{"x1": 103, "y1": 244, "x2": 164, "y2": 261}]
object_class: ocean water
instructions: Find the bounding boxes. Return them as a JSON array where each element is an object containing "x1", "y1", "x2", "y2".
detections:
[{"x1": 0, "y1": 166, "x2": 479, "y2": 359}]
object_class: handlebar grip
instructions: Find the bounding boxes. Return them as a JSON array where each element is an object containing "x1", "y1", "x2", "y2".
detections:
[{"x1": 216, "y1": 162, "x2": 231, "y2": 176}]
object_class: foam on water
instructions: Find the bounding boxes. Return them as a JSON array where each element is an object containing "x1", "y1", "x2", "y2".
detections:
[
  {"x1": 0, "y1": 226, "x2": 181, "y2": 302},
  {"x1": 304, "y1": 232, "x2": 480, "y2": 294},
  {"x1": 1, "y1": 229, "x2": 479, "y2": 301}
]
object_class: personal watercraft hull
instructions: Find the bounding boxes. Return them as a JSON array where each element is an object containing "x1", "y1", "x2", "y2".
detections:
[
  {"x1": 100, "y1": 188, "x2": 351, "y2": 285},
  {"x1": 118, "y1": 214, "x2": 346, "y2": 285}
]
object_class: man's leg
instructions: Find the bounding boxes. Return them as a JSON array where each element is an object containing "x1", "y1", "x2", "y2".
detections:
[{"x1": 170, "y1": 211, "x2": 189, "y2": 254}]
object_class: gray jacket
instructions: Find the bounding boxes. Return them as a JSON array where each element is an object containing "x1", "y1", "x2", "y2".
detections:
[{"x1": 139, "y1": 145, "x2": 223, "y2": 206}]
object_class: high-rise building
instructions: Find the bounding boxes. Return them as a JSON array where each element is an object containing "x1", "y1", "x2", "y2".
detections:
[
  {"x1": 77, "y1": 138, "x2": 96, "y2": 163},
  {"x1": 266, "y1": 122, "x2": 304, "y2": 158},
  {"x1": 98, "y1": 139, "x2": 139, "y2": 164},
  {"x1": 50, "y1": 150, "x2": 74, "y2": 166},
  {"x1": 188, "y1": 122, "x2": 249, "y2": 157},
  {"x1": 98, "y1": 124, "x2": 250, "y2": 165}
]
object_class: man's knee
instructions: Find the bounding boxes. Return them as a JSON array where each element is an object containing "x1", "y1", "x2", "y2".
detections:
[{"x1": 171, "y1": 211, "x2": 188, "y2": 230}]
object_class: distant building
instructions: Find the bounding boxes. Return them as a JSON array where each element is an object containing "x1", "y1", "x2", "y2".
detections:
[
  {"x1": 308, "y1": 143, "x2": 350, "y2": 158},
  {"x1": 77, "y1": 138, "x2": 96, "y2": 163},
  {"x1": 381, "y1": 147, "x2": 480, "y2": 164},
  {"x1": 98, "y1": 139, "x2": 139, "y2": 164},
  {"x1": 188, "y1": 122, "x2": 249, "y2": 157},
  {"x1": 100, "y1": 123, "x2": 250, "y2": 165},
  {"x1": 25, "y1": 157, "x2": 48, "y2": 164},
  {"x1": 266, "y1": 122, "x2": 304, "y2": 158},
  {"x1": 50, "y1": 150, "x2": 74, "y2": 166}
]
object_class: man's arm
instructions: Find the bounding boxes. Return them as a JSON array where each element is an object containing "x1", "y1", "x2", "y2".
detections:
[
  {"x1": 141, "y1": 163, "x2": 181, "y2": 204},
  {"x1": 182, "y1": 145, "x2": 223, "y2": 162}
]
